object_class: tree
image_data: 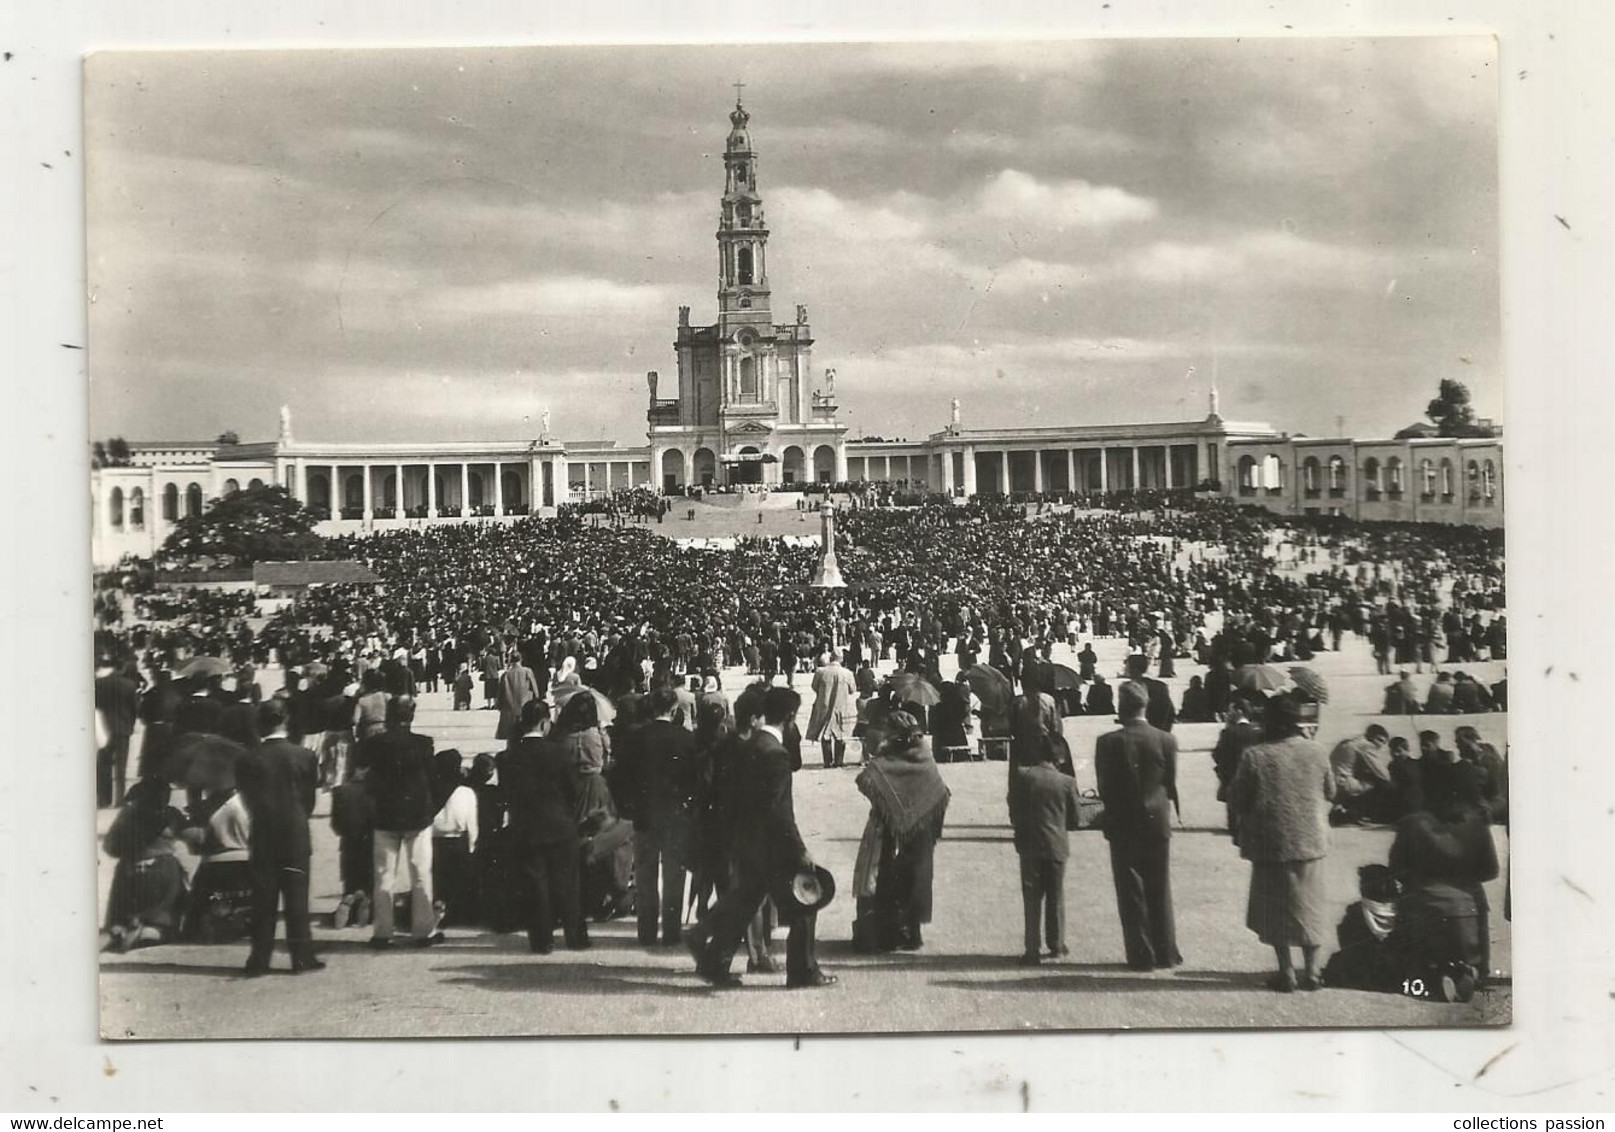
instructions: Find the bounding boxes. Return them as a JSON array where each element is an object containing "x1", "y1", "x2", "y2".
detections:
[
  {"x1": 106, "y1": 437, "x2": 132, "y2": 465},
  {"x1": 160, "y1": 483, "x2": 329, "y2": 567},
  {"x1": 91, "y1": 440, "x2": 107, "y2": 469},
  {"x1": 216, "y1": 430, "x2": 240, "y2": 446},
  {"x1": 1420, "y1": 379, "x2": 1496, "y2": 438}
]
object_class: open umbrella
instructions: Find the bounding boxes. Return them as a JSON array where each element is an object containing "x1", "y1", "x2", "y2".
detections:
[
  {"x1": 1047, "y1": 663, "x2": 1083, "y2": 691},
  {"x1": 552, "y1": 683, "x2": 618, "y2": 725},
  {"x1": 887, "y1": 672, "x2": 941, "y2": 707},
  {"x1": 961, "y1": 663, "x2": 1014, "y2": 737},
  {"x1": 159, "y1": 732, "x2": 248, "y2": 792},
  {"x1": 1234, "y1": 663, "x2": 1289, "y2": 695},
  {"x1": 175, "y1": 655, "x2": 233, "y2": 680},
  {"x1": 1287, "y1": 666, "x2": 1330, "y2": 704}
]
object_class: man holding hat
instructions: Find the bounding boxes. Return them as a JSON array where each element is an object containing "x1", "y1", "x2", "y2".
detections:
[{"x1": 687, "y1": 687, "x2": 836, "y2": 988}]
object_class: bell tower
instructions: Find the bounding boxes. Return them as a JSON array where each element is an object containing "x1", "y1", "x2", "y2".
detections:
[{"x1": 716, "y1": 85, "x2": 771, "y2": 331}]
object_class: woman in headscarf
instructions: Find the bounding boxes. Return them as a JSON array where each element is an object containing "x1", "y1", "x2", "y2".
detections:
[
  {"x1": 1229, "y1": 694, "x2": 1337, "y2": 991},
  {"x1": 553, "y1": 692, "x2": 610, "y2": 776},
  {"x1": 852, "y1": 711, "x2": 952, "y2": 952},
  {"x1": 429, "y1": 749, "x2": 478, "y2": 928},
  {"x1": 550, "y1": 655, "x2": 580, "y2": 700},
  {"x1": 1385, "y1": 761, "x2": 1499, "y2": 1002},
  {"x1": 102, "y1": 779, "x2": 191, "y2": 952}
]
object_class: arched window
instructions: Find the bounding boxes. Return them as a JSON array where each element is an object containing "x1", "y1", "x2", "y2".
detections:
[
  {"x1": 737, "y1": 246, "x2": 754, "y2": 286},
  {"x1": 109, "y1": 486, "x2": 124, "y2": 529},
  {"x1": 1237, "y1": 455, "x2": 1258, "y2": 495},
  {"x1": 1439, "y1": 458, "x2": 1454, "y2": 498},
  {"x1": 737, "y1": 203, "x2": 752, "y2": 227},
  {"x1": 739, "y1": 355, "x2": 758, "y2": 400},
  {"x1": 1362, "y1": 457, "x2": 1381, "y2": 499},
  {"x1": 1466, "y1": 460, "x2": 1482, "y2": 504},
  {"x1": 162, "y1": 483, "x2": 179, "y2": 521},
  {"x1": 185, "y1": 482, "x2": 204, "y2": 517},
  {"x1": 129, "y1": 487, "x2": 145, "y2": 530},
  {"x1": 308, "y1": 472, "x2": 331, "y2": 514},
  {"x1": 221, "y1": 478, "x2": 240, "y2": 496},
  {"x1": 1421, "y1": 459, "x2": 1436, "y2": 498},
  {"x1": 248, "y1": 477, "x2": 264, "y2": 491},
  {"x1": 1386, "y1": 457, "x2": 1403, "y2": 495},
  {"x1": 1483, "y1": 460, "x2": 1496, "y2": 503},
  {"x1": 343, "y1": 474, "x2": 364, "y2": 511},
  {"x1": 1262, "y1": 454, "x2": 1284, "y2": 492},
  {"x1": 781, "y1": 445, "x2": 806, "y2": 485},
  {"x1": 1301, "y1": 457, "x2": 1321, "y2": 496},
  {"x1": 1327, "y1": 455, "x2": 1347, "y2": 495}
]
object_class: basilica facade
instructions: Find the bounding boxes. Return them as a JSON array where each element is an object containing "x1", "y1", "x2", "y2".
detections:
[{"x1": 88, "y1": 95, "x2": 1502, "y2": 568}]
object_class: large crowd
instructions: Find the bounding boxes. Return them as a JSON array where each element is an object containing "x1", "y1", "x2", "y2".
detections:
[{"x1": 92, "y1": 495, "x2": 1508, "y2": 1002}]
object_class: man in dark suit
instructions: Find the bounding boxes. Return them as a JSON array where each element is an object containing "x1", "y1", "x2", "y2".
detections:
[
  {"x1": 174, "y1": 676, "x2": 225, "y2": 738},
  {"x1": 1124, "y1": 654, "x2": 1176, "y2": 732},
  {"x1": 687, "y1": 687, "x2": 834, "y2": 988},
  {"x1": 499, "y1": 701, "x2": 587, "y2": 953},
  {"x1": 618, "y1": 686, "x2": 700, "y2": 945},
  {"x1": 135, "y1": 668, "x2": 182, "y2": 780},
  {"x1": 94, "y1": 661, "x2": 139, "y2": 808},
  {"x1": 236, "y1": 699, "x2": 323, "y2": 976},
  {"x1": 1094, "y1": 681, "x2": 1183, "y2": 971},
  {"x1": 494, "y1": 656, "x2": 540, "y2": 741},
  {"x1": 353, "y1": 698, "x2": 437, "y2": 947}
]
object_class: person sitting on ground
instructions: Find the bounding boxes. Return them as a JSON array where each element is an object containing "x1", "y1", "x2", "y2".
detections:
[
  {"x1": 1178, "y1": 674, "x2": 1210, "y2": 723},
  {"x1": 1385, "y1": 763, "x2": 1499, "y2": 1003},
  {"x1": 1424, "y1": 672, "x2": 1456, "y2": 715},
  {"x1": 1328, "y1": 724, "x2": 1395, "y2": 825},
  {"x1": 103, "y1": 779, "x2": 191, "y2": 953},
  {"x1": 1085, "y1": 673, "x2": 1116, "y2": 718},
  {"x1": 1382, "y1": 671, "x2": 1421, "y2": 716}
]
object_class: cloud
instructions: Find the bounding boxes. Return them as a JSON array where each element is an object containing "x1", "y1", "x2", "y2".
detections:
[
  {"x1": 976, "y1": 169, "x2": 1158, "y2": 231},
  {"x1": 425, "y1": 275, "x2": 673, "y2": 319}
]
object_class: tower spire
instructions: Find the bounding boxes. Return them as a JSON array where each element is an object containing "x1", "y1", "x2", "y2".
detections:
[{"x1": 717, "y1": 90, "x2": 769, "y2": 327}]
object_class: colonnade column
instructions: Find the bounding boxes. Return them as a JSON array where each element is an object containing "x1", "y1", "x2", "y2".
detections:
[
  {"x1": 1164, "y1": 447, "x2": 1175, "y2": 490},
  {"x1": 1066, "y1": 449, "x2": 1076, "y2": 494},
  {"x1": 493, "y1": 462, "x2": 505, "y2": 517},
  {"x1": 582, "y1": 461, "x2": 592, "y2": 498},
  {"x1": 460, "y1": 464, "x2": 470, "y2": 516},
  {"x1": 394, "y1": 463, "x2": 404, "y2": 519},
  {"x1": 1099, "y1": 447, "x2": 1109, "y2": 494},
  {"x1": 295, "y1": 458, "x2": 307, "y2": 503},
  {"x1": 1033, "y1": 450, "x2": 1044, "y2": 494},
  {"x1": 1000, "y1": 450, "x2": 1010, "y2": 494},
  {"x1": 361, "y1": 464, "x2": 374, "y2": 527},
  {"x1": 963, "y1": 445, "x2": 978, "y2": 496},
  {"x1": 834, "y1": 445, "x2": 849, "y2": 482},
  {"x1": 1131, "y1": 447, "x2": 1141, "y2": 492},
  {"x1": 942, "y1": 448, "x2": 955, "y2": 494},
  {"x1": 427, "y1": 462, "x2": 438, "y2": 518}
]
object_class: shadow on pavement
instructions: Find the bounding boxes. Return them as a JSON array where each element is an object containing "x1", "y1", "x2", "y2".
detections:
[
  {"x1": 435, "y1": 961, "x2": 734, "y2": 997},
  {"x1": 99, "y1": 961, "x2": 253, "y2": 978}
]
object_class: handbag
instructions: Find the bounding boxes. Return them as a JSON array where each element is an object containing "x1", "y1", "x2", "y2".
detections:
[{"x1": 1075, "y1": 789, "x2": 1106, "y2": 831}]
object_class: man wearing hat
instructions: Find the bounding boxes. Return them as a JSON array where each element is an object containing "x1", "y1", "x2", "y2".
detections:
[{"x1": 687, "y1": 687, "x2": 835, "y2": 988}]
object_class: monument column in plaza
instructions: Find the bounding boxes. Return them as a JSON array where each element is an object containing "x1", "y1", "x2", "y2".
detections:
[{"x1": 810, "y1": 498, "x2": 846, "y2": 589}]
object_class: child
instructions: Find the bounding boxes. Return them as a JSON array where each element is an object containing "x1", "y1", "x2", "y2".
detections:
[
  {"x1": 1007, "y1": 745, "x2": 1082, "y2": 964},
  {"x1": 330, "y1": 765, "x2": 376, "y2": 928}
]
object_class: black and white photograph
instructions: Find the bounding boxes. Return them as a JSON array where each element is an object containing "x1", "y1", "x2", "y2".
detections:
[{"x1": 84, "y1": 37, "x2": 1512, "y2": 1041}]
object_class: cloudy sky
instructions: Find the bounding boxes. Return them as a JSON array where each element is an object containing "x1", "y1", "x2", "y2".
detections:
[{"x1": 86, "y1": 37, "x2": 1499, "y2": 446}]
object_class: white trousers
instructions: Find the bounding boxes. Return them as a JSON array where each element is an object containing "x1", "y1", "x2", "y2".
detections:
[{"x1": 372, "y1": 828, "x2": 434, "y2": 940}]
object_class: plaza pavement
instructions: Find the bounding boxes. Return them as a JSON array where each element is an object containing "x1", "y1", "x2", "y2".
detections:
[{"x1": 97, "y1": 622, "x2": 1509, "y2": 1039}]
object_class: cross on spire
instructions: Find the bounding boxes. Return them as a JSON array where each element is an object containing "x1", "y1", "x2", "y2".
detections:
[{"x1": 733, "y1": 79, "x2": 746, "y2": 104}]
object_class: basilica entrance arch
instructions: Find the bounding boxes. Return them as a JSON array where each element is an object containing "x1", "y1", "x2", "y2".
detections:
[
  {"x1": 693, "y1": 447, "x2": 717, "y2": 488},
  {"x1": 812, "y1": 444, "x2": 837, "y2": 484},
  {"x1": 781, "y1": 445, "x2": 805, "y2": 485},
  {"x1": 661, "y1": 448, "x2": 685, "y2": 492}
]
